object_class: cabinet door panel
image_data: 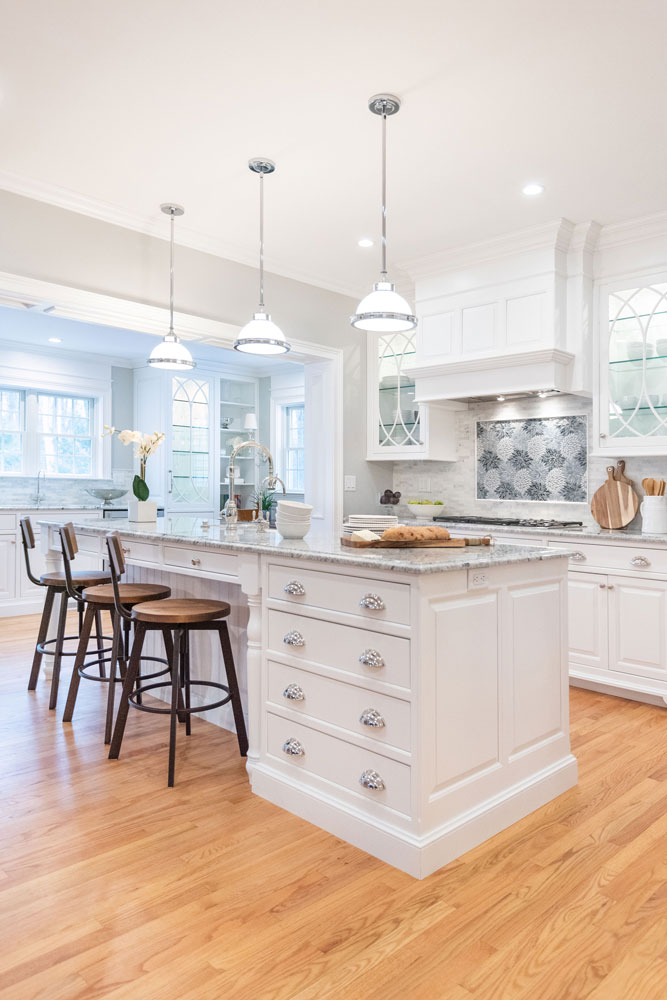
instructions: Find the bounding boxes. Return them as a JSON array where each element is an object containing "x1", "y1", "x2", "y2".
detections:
[
  {"x1": 567, "y1": 572, "x2": 608, "y2": 670},
  {"x1": 608, "y1": 576, "x2": 667, "y2": 681},
  {"x1": 0, "y1": 535, "x2": 17, "y2": 600}
]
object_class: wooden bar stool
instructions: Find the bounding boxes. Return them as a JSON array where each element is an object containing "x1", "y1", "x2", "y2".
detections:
[
  {"x1": 20, "y1": 517, "x2": 111, "y2": 709},
  {"x1": 58, "y1": 526, "x2": 174, "y2": 742},
  {"x1": 107, "y1": 534, "x2": 248, "y2": 786}
]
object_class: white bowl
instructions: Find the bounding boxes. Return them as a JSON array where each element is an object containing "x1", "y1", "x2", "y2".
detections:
[
  {"x1": 276, "y1": 519, "x2": 310, "y2": 539},
  {"x1": 274, "y1": 509, "x2": 312, "y2": 521},
  {"x1": 277, "y1": 500, "x2": 313, "y2": 512},
  {"x1": 406, "y1": 503, "x2": 446, "y2": 519}
]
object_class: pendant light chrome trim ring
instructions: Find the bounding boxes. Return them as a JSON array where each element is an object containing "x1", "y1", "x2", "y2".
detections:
[
  {"x1": 350, "y1": 312, "x2": 418, "y2": 328},
  {"x1": 233, "y1": 337, "x2": 291, "y2": 353},
  {"x1": 146, "y1": 355, "x2": 197, "y2": 368}
]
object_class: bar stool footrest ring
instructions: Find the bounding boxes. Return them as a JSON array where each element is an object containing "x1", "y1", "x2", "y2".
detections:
[{"x1": 128, "y1": 679, "x2": 232, "y2": 715}]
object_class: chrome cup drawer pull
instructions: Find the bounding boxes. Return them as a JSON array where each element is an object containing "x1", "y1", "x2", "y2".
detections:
[
  {"x1": 283, "y1": 683, "x2": 305, "y2": 701},
  {"x1": 283, "y1": 630, "x2": 305, "y2": 647},
  {"x1": 284, "y1": 580, "x2": 306, "y2": 595},
  {"x1": 359, "y1": 708, "x2": 386, "y2": 728},
  {"x1": 359, "y1": 649, "x2": 385, "y2": 669},
  {"x1": 631, "y1": 556, "x2": 651, "y2": 567},
  {"x1": 191, "y1": 558, "x2": 201, "y2": 566},
  {"x1": 359, "y1": 593, "x2": 385, "y2": 611},
  {"x1": 359, "y1": 769, "x2": 385, "y2": 791},
  {"x1": 282, "y1": 737, "x2": 305, "y2": 756},
  {"x1": 570, "y1": 551, "x2": 586, "y2": 562}
]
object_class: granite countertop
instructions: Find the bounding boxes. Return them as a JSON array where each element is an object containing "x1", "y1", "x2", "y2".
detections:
[
  {"x1": 0, "y1": 503, "x2": 103, "y2": 512},
  {"x1": 36, "y1": 515, "x2": 573, "y2": 576},
  {"x1": 425, "y1": 519, "x2": 667, "y2": 546}
]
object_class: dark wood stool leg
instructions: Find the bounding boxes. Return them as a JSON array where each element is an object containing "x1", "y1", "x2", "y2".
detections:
[
  {"x1": 184, "y1": 631, "x2": 191, "y2": 736},
  {"x1": 104, "y1": 610, "x2": 123, "y2": 745},
  {"x1": 48, "y1": 591, "x2": 70, "y2": 710},
  {"x1": 94, "y1": 610, "x2": 106, "y2": 678},
  {"x1": 108, "y1": 624, "x2": 146, "y2": 760},
  {"x1": 168, "y1": 628, "x2": 183, "y2": 787},
  {"x1": 218, "y1": 622, "x2": 248, "y2": 756},
  {"x1": 62, "y1": 603, "x2": 95, "y2": 722},
  {"x1": 28, "y1": 586, "x2": 56, "y2": 690}
]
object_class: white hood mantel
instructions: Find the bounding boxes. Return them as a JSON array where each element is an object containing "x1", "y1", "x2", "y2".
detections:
[{"x1": 399, "y1": 218, "x2": 599, "y2": 402}]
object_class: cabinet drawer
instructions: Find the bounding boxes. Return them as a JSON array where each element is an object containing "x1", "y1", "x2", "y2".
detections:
[
  {"x1": 75, "y1": 532, "x2": 102, "y2": 555},
  {"x1": 267, "y1": 609, "x2": 411, "y2": 689},
  {"x1": 268, "y1": 563, "x2": 410, "y2": 626},
  {"x1": 0, "y1": 514, "x2": 16, "y2": 530},
  {"x1": 266, "y1": 713, "x2": 411, "y2": 815},
  {"x1": 163, "y1": 545, "x2": 238, "y2": 578},
  {"x1": 549, "y1": 540, "x2": 667, "y2": 575},
  {"x1": 267, "y1": 660, "x2": 411, "y2": 752},
  {"x1": 121, "y1": 539, "x2": 160, "y2": 565}
]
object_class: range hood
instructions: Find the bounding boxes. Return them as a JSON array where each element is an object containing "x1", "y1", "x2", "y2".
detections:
[{"x1": 407, "y1": 347, "x2": 577, "y2": 404}]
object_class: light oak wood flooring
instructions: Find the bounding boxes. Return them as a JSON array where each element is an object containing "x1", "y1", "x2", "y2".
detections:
[{"x1": 2, "y1": 612, "x2": 667, "y2": 999}]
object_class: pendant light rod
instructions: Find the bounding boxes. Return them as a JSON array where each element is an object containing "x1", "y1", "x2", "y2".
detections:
[
  {"x1": 160, "y1": 203, "x2": 184, "y2": 335},
  {"x1": 381, "y1": 109, "x2": 387, "y2": 278},
  {"x1": 248, "y1": 158, "x2": 274, "y2": 310}
]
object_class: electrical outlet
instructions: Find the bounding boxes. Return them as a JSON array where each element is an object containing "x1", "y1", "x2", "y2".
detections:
[
  {"x1": 417, "y1": 476, "x2": 431, "y2": 492},
  {"x1": 469, "y1": 570, "x2": 489, "y2": 589},
  {"x1": 344, "y1": 475, "x2": 356, "y2": 491}
]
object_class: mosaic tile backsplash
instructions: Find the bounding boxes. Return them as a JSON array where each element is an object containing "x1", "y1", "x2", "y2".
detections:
[{"x1": 476, "y1": 415, "x2": 588, "y2": 503}]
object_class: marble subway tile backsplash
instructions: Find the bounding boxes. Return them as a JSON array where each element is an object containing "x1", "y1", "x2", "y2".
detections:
[
  {"x1": 393, "y1": 395, "x2": 667, "y2": 528},
  {"x1": 0, "y1": 475, "x2": 118, "y2": 506}
]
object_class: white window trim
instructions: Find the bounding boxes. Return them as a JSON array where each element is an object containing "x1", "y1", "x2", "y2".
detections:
[
  {"x1": 0, "y1": 372, "x2": 111, "y2": 478},
  {"x1": 270, "y1": 386, "x2": 305, "y2": 495}
]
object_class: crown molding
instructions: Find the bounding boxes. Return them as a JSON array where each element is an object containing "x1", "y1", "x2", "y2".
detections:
[
  {"x1": 597, "y1": 209, "x2": 667, "y2": 251},
  {"x1": 397, "y1": 219, "x2": 577, "y2": 281},
  {"x1": 0, "y1": 169, "x2": 363, "y2": 300},
  {"x1": 406, "y1": 348, "x2": 575, "y2": 378}
]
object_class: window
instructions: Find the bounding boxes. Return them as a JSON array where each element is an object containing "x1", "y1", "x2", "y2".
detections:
[
  {"x1": 171, "y1": 377, "x2": 210, "y2": 505},
  {"x1": 0, "y1": 386, "x2": 99, "y2": 477},
  {"x1": 283, "y1": 403, "x2": 304, "y2": 493},
  {"x1": 0, "y1": 389, "x2": 24, "y2": 473},
  {"x1": 37, "y1": 393, "x2": 93, "y2": 476}
]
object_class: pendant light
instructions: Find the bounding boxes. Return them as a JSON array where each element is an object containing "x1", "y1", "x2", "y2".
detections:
[
  {"x1": 351, "y1": 95, "x2": 417, "y2": 333},
  {"x1": 234, "y1": 159, "x2": 290, "y2": 355},
  {"x1": 148, "y1": 203, "x2": 195, "y2": 370}
]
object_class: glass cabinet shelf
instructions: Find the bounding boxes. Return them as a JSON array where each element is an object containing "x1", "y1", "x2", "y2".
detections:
[
  {"x1": 379, "y1": 383, "x2": 416, "y2": 392},
  {"x1": 609, "y1": 354, "x2": 667, "y2": 369}
]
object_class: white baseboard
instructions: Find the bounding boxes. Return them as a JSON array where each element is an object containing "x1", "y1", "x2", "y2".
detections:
[
  {"x1": 250, "y1": 754, "x2": 578, "y2": 879},
  {"x1": 0, "y1": 597, "x2": 45, "y2": 618}
]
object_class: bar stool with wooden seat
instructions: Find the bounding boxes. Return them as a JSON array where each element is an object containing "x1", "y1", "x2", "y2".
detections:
[
  {"x1": 20, "y1": 516, "x2": 111, "y2": 709},
  {"x1": 58, "y1": 526, "x2": 173, "y2": 743},
  {"x1": 107, "y1": 534, "x2": 248, "y2": 786}
]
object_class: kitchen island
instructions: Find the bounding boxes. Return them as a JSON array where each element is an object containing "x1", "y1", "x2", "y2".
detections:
[{"x1": 39, "y1": 515, "x2": 576, "y2": 878}]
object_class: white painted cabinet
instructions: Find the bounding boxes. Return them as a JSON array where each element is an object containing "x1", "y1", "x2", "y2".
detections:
[
  {"x1": 0, "y1": 534, "x2": 17, "y2": 600},
  {"x1": 366, "y1": 330, "x2": 461, "y2": 461},
  {"x1": 608, "y1": 576, "x2": 667, "y2": 682},
  {"x1": 567, "y1": 572, "x2": 608, "y2": 671}
]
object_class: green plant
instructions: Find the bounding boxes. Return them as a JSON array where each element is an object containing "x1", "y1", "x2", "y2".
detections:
[{"x1": 251, "y1": 488, "x2": 276, "y2": 513}]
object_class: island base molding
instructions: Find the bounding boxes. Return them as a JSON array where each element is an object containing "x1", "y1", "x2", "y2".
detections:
[{"x1": 251, "y1": 754, "x2": 578, "y2": 879}]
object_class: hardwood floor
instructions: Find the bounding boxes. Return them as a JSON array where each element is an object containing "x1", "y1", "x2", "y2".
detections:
[{"x1": 2, "y1": 613, "x2": 667, "y2": 999}]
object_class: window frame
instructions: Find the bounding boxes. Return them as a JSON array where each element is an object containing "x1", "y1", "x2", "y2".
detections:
[
  {"x1": 281, "y1": 402, "x2": 305, "y2": 493},
  {"x1": 270, "y1": 387, "x2": 305, "y2": 496},
  {"x1": 0, "y1": 382, "x2": 106, "y2": 478}
]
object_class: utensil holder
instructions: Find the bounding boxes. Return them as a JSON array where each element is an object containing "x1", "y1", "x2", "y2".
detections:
[{"x1": 640, "y1": 496, "x2": 667, "y2": 534}]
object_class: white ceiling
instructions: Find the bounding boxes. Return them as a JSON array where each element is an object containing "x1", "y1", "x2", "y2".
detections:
[
  {"x1": 1, "y1": 0, "x2": 666, "y2": 297},
  {"x1": 0, "y1": 306, "x2": 298, "y2": 373}
]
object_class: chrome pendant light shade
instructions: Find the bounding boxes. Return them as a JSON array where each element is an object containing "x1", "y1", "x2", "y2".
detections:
[
  {"x1": 351, "y1": 95, "x2": 417, "y2": 333},
  {"x1": 148, "y1": 204, "x2": 195, "y2": 370},
  {"x1": 234, "y1": 159, "x2": 290, "y2": 355}
]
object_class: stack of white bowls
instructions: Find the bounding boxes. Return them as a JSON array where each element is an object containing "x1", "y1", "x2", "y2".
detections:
[{"x1": 276, "y1": 500, "x2": 313, "y2": 539}]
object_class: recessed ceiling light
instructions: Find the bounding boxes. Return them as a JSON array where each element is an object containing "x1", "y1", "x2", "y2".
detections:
[
  {"x1": 497, "y1": 395, "x2": 506, "y2": 402},
  {"x1": 522, "y1": 182, "x2": 544, "y2": 197},
  {"x1": 358, "y1": 238, "x2": 374, "y2": 248},
  {"x1": 48, "y1": 337, "x2": 62, "y2": 343}
]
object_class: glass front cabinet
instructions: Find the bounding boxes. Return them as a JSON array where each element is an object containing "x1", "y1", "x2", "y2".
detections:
[
  {"x1": 366, "y1": 329, "x2": 459, "y2": 461},
  {"x1": 598, "y1": 275, "x2": 667, "y2": 455}
]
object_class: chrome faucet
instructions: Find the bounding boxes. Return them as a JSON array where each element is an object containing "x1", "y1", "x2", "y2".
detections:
[
  {"x1": 223, "y1": 441, "x2": 285, "y2": 525},
  {"x1": 31, "y1": 471, "x2": 44, "y2": 507}
]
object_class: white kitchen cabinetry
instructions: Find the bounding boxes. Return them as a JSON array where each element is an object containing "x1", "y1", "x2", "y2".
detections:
[
  {"x1": 135, "y1": 366, "x2": 260, "y2": 513},
  {"x1": 366, "y1": 329, "x2": 462, "y2": 461},
  {"x1": 0, "y1": 533, "x2": 17, "y2": 601},
  {"x1": 608, "y1": 576, "x2": 667, "y2": 682},
  {"x1": 566, "y1": 571, "x2": 609, "y2": 671},
  {"x1": 596, "y1": 273, "x2": 667, "y2": 456}
]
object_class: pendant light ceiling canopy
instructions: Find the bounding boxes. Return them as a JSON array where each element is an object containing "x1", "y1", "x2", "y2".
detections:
[
  {"x1": 351, "y1": 95, "x2": 417, "y2": 334},
  {"x1": 234, "y1": 159, "x2": 290, "y2": 355},
  {"x1": 148, "y1": 203, "x2": 196, "y2": 370}
]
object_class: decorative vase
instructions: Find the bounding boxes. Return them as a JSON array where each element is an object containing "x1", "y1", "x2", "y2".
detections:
[{"x1": 128, "y1": 499, "x2": 158, "y2": 522}]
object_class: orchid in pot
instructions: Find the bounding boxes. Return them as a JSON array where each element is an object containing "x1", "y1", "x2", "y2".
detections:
[{"x1": 104, "y1": 426, "x2": 165, "y2": 521}]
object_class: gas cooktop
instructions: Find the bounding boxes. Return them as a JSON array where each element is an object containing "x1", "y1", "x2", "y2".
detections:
[{"x1": 433, "y1": 515, "x2": 584, "y2": 529}]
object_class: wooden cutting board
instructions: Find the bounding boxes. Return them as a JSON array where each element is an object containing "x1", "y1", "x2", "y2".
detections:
[
  {"x1": 590, "y1": 466, "x2": 639, "y2": 529},
  {"x1": 341, "y1": 536, "x2": 492, "y2": 549},
  {"x1": 614, "y1": 459, "x2": 633, "y2": 486}
]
